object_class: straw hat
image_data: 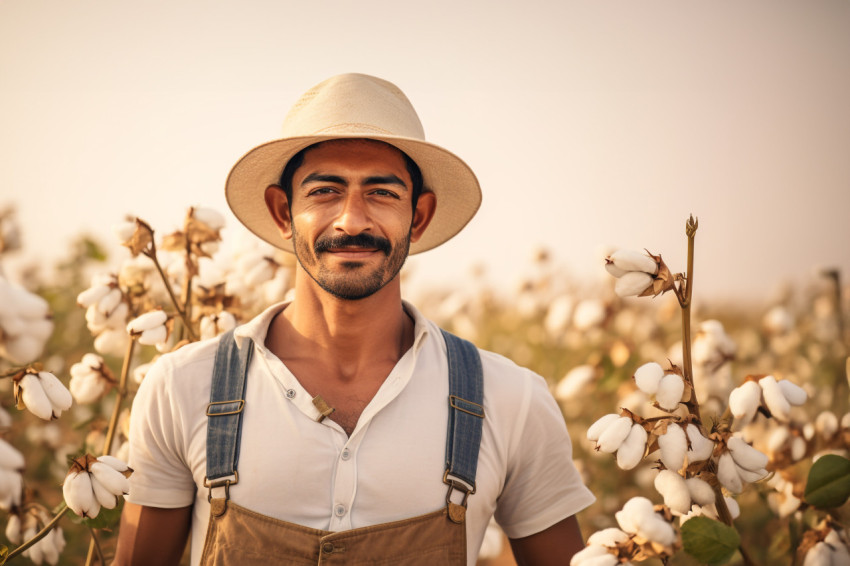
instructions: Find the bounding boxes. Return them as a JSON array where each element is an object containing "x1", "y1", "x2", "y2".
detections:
[{"x1": 225, "y1": 73, "x2": 482, "y2": 254}]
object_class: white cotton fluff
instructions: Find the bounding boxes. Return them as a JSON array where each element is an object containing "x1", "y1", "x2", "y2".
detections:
[
  {"x1": 586, "y1": 528, "x2": 629, "y2": 547},
  {"x1": 597, "y1": 417, "x2": 634, "y2": 453},
  {"x1": 192, "y1": 207, "x2": 226, "y2": 231},
  {"x1": 686, "y1": 424, "x2": 715, "y2": 463},
  {"x1": 615, "y1": 272, "x2": 654, "y2": 298},
  {"x1": 656, "y1": 374, "x2": 685, "y2": 411},
  {"x1": 759, "y1": 376, "x2": 791, "y2": 421},
  {"x1": 816, "y1": 411, "x2": 839, "y2": 439},
  {"x1": 588, "y1": 414, "x2": 621, "y2": 442},
  {"x1": 767, "y1": 427, "x2": 791, "y2": 454},
  {"x1": 138, "y1": 325, "x2": 168, "y2": 346},
  {"x1": 791, "y1": 437, "x2": 807, "y2": 462},
  {"x1": 63, "y1": 471, "x2": 100, "y2": 519},
  {"x1": 778, "y1": 379, "x2": 807, "y2": 406},
  {"x1": 607, "y1": 249, "x2": 658, "y2": 274},
  {"x1": 727, "y1": 436, "x2": 769, "y2": 472},
  {"x1": 729, "y1": 381, "x2": 762, "y2": 423},
  {"x1": 716, "y1": 452, "x2": 743, "y2": 494},
  {"x1": 617, "y1": 424, "x2": 648, "y2": 470},
  {"x1": 686, "y1": 477, "x2": 716, "y2": 506},
  {"x1": 803, "y1": 542, "x2": 833, "y2": 566},
  {"x1": 658, "y1": 424, "x2": 687, "y2": 472},
  {"x1": 655, "y1": 470, "x2": 691, "y2": 514},
  {"x1": 555, "y1": 365, "x2": 596, "y2": 401},
  {"x1": 736, "y1": 467, "x2": 768, "y2": 483},
  {"x1": 634, "y1": 362, "x2": 664, "y2": 395},
  {"x1": 570, "y1": 544, "x2": 609, "y2": 566},
  {"x1": 615, "y1": 497, "x2": 655, "y2": 534},
  {"x1": 126, "y1": 310, "x2": 168, "y2": 334},
  {"x1": 639, "y1": 515, "x2": 677, "y2": 546}
]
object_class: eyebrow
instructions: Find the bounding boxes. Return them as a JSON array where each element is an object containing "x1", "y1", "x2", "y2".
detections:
[{"x1": 300, "y1": 173, "x2": 408, "y2": 191}]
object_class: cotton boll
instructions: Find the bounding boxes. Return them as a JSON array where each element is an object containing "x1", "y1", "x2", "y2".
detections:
[
  {"x1": 655, "y1": 470, "x2": 691, "y2": 514},
  {"x1": 616, "y1": 424, "x2": 648, "y2": 470},
  {"x1": 607, "y1": 249, "x2": 658, "y2": 274},
  {"x1": 615, "y1": 272, "x2": 654, "y2": 298},
  {"x1": 767, "y1": 427, "x2": 791, "y2": 454},
  {"x1": 634, "y1": 362, "x2": 664, "y2": 395},
  {"x1": 639, "y1": 516, "x2": 677, "y2": 547},
  {"x1": 586, "y1": 528, "x2": 629, "y2": 547},
  {"x1": 777, "y1": 380, "x2": 807, "y2": 406},
  {"x1": 736, "y1": 467, "x2": 768, "y2": 483},
  {"x1": 717, "y1": 452, "x2": 743, "y2": 494},
  {"x1": 615, "y1": 496, "x2": 655, "y2": 534},
  {"x1": 686, "y1": 425, "x2": 715, "y2": 463},
  {"x1": 791, "y1": 437, "x2": 807, "y2": 461},
  {"x1": 658, "y1": 424, "x2": 687, "y2": 472},
  {"x1": 597, "y1": 417, "x2": 633, "y2": 453},
  {"x1": 126, "y1": 310, "x2": 168, "y2": 333},
  {"x1": 759, "y1": 376, "x2": 791, "y2": 421},
  {"x1": 656, "y1": 374, "x2": 685, "y2": 411},
  {"x1": 729, "y1": 381, "x2": 762, "y2": 423},
  {"x1": 580, "y1": 554, "x2": 618, "y2": 566},
  {"x1": 556, "y1": 365, "x2": 596, "y2": 401},
  {"x1": 570, "y1": 544, "x2": 610, "y2": 565},
  {"x1": 803, "y1": 542, "x2": 833, "y2": 566},
  {"x1": 816, "y1": 411, "x2": 839, "y2": 439},
  {"x1": 587, "y1": 414, "x2": 621, "y2": 442},
  {"x1": 138, "y1": 325, "x2": 168, "y2": 346},
  {"x1": 727, "y1": 436, "x2": 769, "y2": 472},
  {"x1": 686, "y1": 477, "x2": 716, "y2": 506}
]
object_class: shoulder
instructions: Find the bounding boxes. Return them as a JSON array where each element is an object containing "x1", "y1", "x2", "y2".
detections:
[{"x1": 135, "y1": 336, "x2": 222, "y2": 405}]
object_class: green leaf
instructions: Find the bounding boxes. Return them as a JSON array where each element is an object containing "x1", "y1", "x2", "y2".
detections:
[
  {"x1": 681, "y1": 516, "x2": 741, "y2": 565},
  {"x1": 805, "y1": 454, "x2": 850, "y2": 509}
]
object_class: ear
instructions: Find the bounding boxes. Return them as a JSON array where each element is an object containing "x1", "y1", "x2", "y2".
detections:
[
  {"x1": 409, "y1": 191, "x2": 437, "y2": 244},
  {"x1": 264, "y1": 185, "x2": 293, "y2": 240}
]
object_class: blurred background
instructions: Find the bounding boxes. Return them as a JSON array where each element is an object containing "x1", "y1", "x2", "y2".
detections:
[{"x1": 2, "y1": 0, "x2": 849, "y2": 303}]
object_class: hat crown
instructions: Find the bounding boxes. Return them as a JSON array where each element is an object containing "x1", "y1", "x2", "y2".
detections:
[{"x1": 281, "y1": 73, "x2": 426, "y2": 140}]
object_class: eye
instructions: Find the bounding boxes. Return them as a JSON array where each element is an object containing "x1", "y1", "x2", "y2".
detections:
[
  {"x1": 308, "y1": 187, "x2": 337, "y2": 196},
  {"x1": 371, "y1": 189, "x2": 401, "y2": 199}
]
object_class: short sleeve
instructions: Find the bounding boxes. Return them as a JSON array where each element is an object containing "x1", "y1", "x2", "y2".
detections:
[
  {"x1": 126, "y1": 355, "x2": 197, "y2": 508},
  {"x1": 493, "y1": 371, "x2": 595, "y2": 538}
]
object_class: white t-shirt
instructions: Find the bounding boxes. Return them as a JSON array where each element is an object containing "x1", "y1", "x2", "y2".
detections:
[{"x1": 127, "y1": 301, "x2": 595, "y2": 565}]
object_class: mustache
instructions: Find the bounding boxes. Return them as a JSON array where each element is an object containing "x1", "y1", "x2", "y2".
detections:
[{"x1": 314, "y1": 233, "x2": 392, "y2": 256}]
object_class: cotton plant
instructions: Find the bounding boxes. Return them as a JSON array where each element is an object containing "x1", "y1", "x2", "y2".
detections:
[
  {"x1": 577, "y1": 216, "x2": 850, "y2": 566},
  {"x1": 0, "y1": 274, "x2": 54, "y2": 365}
]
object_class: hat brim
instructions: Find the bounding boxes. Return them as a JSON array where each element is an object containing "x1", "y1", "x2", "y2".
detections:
[{"x1": 225, "y1": 134, "x2": 481, "y2": 255}]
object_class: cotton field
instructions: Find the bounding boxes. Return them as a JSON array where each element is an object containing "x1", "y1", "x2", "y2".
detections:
[{"x1": 0, "y1": 207, "x2": 848, "y2": 565}]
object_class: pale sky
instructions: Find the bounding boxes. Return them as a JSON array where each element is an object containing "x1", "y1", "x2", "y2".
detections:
[{"x1": 2, "y1": 0, "x2": 849, "y2": 303}]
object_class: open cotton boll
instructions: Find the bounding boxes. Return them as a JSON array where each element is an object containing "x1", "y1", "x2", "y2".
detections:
[
  {"x1": 729, "y1": 381, "x2": 762, "y2": 423},
  {"x1": 138, "y1": 325, "x2": 168, "y2": 346},
  {"x1": 816, "y1": 411, "x2": 839, "y2": 439},
  {"x1": 767, "y1": 427, "x2": 791, "y2": 453},
  {"x1": 634, "y1": 362, "x2": 664, "y2": 395},
  {"x1": 607, "y1": 249, "x2": 658, "y2": 274},
  {"x1": 638, "y1": 516, "x2": 676, "y2": 547},
  {"x1": 126, "y1": 310, "x2": 168, "y2": 334},
  {"x1": 803, "y1": 542, "x2": 833, "y2": 566},
  {"x1": 597, "y1": 416, "x2": 634, "y2": 453},
  {"x1": 586, "y1": 528, "x2": 629, "y2": 547},
  {"x1": 685, "y1": 477, "x2": 715, "y2": 506},
  {"x1": 686, "y1": 424, "x2": 715, "y2": 463},
  {"x1": 587, "y1": 414, "x2": 621, "y2": 442},
  {"x1": 615, "y1": 271, "x2": 653, "y2": 298},
  {"x1": 579, "y1": 554, "x2": 619, "y2": 566},
  {"x1": 192, "y1": 207, "x2": 226, "y2": 231},
  {"x1": 655, "y1": 470, "x2": 691, "y2": 514},
  {"x1": 616, "y1": 424, "x2": 647, "y2": 470},
  {"x1": 555, "y1": 365, "x2": 596, "y2": 401},
  {"x1": 777, "y1": 379, "x2": 807, "y2": 406},
  {"x1": 727, "y1": 436, "x2": 769, "y2": 472},
  {"x1": 0, "y1": 439, "x2": 25, "y2": 470},
  {"x1": 759, "y1": 376, "x2": 791, "y2": 421},
  {"x1": 615, "y1": 496, "x2": 655, "y2": 534},
  {"x1": 656, "y1": 374, "x2": 685, "y2": 411},
  {"x1": 716, "y1": 452, "x2": 743, "y2": 494},
  {"x1": 570, "y1": 544, "x2": 610, "y2": 566},
  {"x1": 736, "y1": 467, "x2": 768, "y2": 483},
  {"x1": 658, "y1": 424, "x2": 687, "y2": 472},
  {"x1": 62, "y1": 471, "x2": 100, "y2": 519}
]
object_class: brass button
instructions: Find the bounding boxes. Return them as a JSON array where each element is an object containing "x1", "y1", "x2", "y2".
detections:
[{"x1": 321, "y1": 542, "x2": 334, "y2": 554}]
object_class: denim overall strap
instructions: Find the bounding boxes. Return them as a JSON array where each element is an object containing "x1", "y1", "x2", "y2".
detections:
[
  {"x1": 441, "y1": 329, "x2": 485, "y2": 495},
  {"x1": 205, "y1": 329, "x2": 253, "y2": 492}
]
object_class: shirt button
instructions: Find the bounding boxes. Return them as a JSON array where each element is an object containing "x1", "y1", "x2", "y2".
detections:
[
  {"x1": 334, "y1": 504, "x2": 346, "y2": 517},
  {"x1": 285, "y1": 389, "x2": 296, "y2": 399},
  {"x1": 322, "y1": 542, "x2": 334, "y2": 554},
  {"x1": 341, "y1": 449, "x2": 351, "y2": 461}
]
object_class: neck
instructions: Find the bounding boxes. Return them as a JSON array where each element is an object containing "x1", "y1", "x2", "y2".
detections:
[{"x1": 267, "y1": 266, "x2": 414, "y2": 379}]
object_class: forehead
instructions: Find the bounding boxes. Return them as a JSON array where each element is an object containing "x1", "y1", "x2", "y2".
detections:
[{"x1": 296, "y1": 139, "x2": 409, "y2": 174}]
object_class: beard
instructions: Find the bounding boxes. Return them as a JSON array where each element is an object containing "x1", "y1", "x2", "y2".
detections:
[{"x1": 293, "y1": 229, "x2": 411, "y2": 300}]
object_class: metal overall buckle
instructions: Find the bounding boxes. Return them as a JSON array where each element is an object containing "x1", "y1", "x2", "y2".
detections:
[
  {"x1": 203, "y1": 470, "x2": 239, "y2": 503},
  {"x1": 443, "y1": 470, "x2": 475, "y2": 524}
]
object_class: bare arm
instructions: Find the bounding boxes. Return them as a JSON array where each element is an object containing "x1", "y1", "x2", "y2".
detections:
[
  {"x1": 113, "y1": 502, "x2": 192, "y2": 566},
  {"x1": 509, "y1": 515, "x2": 585, "y2": 566}
]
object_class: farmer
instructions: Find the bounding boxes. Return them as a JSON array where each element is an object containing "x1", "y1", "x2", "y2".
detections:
[{"x1": 115, "y1": 73, "x2": 595, "y2": 565}]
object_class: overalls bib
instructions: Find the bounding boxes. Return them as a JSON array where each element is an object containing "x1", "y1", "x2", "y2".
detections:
[{"x1": 199, "y1": 329, "x2": 486, "y2": 565}]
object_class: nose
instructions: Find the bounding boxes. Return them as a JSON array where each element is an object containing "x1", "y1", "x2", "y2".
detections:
[{"x1": 333, "y1": 193, "x2": 372, "y2": 235}]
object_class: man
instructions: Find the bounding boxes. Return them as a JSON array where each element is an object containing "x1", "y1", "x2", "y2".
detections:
[{"x1": 115, "y1": 73, "x2": 594, "y2": 565}]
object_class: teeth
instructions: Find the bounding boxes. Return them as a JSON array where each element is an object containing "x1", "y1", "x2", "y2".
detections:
[
  {"x1": 658, "y1": 423, "x2": 687, "y2": 472},
  {"x1": 656, "y1": 374, "x2": 685, "y2": 411},
  {"x1": 616, "y1": 424, "x2": 647, "y2": 470},
  {"x1": 634, "y1": 362, "x2": 664, "y2": 395}
]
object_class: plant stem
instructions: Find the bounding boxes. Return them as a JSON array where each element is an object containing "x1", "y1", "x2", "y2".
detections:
[
  {"x1": 679, "y1": 215, "x2": 702, "y2": 423},
  {"x1": 101, "y1": 335, "x2": 136, "y2": 456},
  {"x1": 84, "y1": 525, "x2": 105, "y2": 566},
  {"x1": 144, "y1": 246, "x2": 197, "y2": 342},
  {"x1": 5, "y1": 505, "x2": 69, "y2": 562}
]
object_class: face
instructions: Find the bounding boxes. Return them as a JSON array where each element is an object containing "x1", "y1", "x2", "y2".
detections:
[{"x1": 269, "y1": 139, "x2": 433, "y2": 301}]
